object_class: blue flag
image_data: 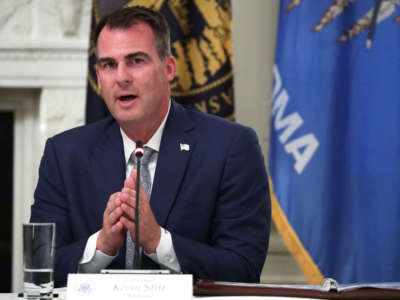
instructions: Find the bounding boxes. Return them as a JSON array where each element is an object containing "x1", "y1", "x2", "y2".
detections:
[{"x1": 270, "y1": 0, "x2": 400, "y2": 284}]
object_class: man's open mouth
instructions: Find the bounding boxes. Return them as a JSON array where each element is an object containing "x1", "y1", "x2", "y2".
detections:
[{"x1": 118, "y1": 94, "x2": 137, "y2": 101}]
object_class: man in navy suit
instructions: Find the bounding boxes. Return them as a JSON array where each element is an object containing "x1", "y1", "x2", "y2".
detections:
[{"x1": 31, "y1": 6, "x2": 270, "y2": 287}]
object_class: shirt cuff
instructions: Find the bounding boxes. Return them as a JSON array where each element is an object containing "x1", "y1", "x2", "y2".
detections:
[
  {"x1": 78, "y1": 231, "x2": 117, "y2": 273},
  {"x1": 145, "y1": 227, "x2": 181, "y2": 273}
]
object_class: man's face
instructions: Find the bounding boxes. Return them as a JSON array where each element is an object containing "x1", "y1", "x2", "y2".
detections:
[{"x1": 95, "y1": 23, "x2": 176, "y2": 129}]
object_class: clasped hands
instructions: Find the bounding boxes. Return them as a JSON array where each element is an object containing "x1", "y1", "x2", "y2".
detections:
[{"x1": 97, "y1": 169, "x2": 161, "y2": 256}]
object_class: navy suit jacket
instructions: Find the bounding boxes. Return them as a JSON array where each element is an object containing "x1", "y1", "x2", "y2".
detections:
[{"x1": 31, "y1": 101, "x2": 271, "y2": 287}]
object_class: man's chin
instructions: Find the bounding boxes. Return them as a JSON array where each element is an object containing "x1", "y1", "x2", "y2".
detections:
[{"x1": 114, "y1": 113, "x2": 141, "y2": 127}]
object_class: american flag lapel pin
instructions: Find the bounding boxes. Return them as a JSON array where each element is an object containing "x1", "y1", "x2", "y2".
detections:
[{"x1": 180, "y1": 143, "x2": 190, "y2": 152}]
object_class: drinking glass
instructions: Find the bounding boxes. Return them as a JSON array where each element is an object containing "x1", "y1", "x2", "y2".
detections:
[{"x1": 23, "y1": 223, "x2": 55, "y2": 299}]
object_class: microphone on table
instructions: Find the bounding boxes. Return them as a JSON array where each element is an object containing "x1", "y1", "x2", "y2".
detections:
[{"x1": 134, "y1": 141, "x2": 144, "y2": 269}]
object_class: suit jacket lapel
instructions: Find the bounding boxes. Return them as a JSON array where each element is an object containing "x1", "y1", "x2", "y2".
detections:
[{"x1": 151, "y1": 102, "x2": 196, "y2": 226}]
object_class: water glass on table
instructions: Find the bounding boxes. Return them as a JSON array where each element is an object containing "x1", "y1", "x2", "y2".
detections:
[{"x1": 23, "y1": 223, "x2": 56, "y2": 299}]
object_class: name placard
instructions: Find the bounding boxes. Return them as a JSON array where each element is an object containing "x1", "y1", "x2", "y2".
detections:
[{"x1": 66, "y1": 273, "x2": 193, "y2": 300}]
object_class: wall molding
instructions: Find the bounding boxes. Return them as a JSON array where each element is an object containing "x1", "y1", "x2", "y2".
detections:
[{"x1": 0, "y1": 41, "x2": 89, "y2": 88}]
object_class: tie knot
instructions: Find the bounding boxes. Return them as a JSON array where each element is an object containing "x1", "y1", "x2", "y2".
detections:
[{"x1": 136, "y1": 146, "x2": 154, "y2": 166}]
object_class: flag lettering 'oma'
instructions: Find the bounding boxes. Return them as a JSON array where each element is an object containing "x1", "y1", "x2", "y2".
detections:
[{"x1": 272, "y1": 65, "x2": 319, "y2": 174}]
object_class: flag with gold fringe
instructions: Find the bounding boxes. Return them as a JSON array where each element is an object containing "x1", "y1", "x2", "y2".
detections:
[
  {"x1": 86, "y1": 0, "x2": 234, "y2": 123},
  {"x1": 270, "y1": 0, "x2": 400, "y2": 284}
]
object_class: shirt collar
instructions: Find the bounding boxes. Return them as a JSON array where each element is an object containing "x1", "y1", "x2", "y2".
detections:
[{"x1": 121, "y1": 100, "x2": 171, "y2": 165}]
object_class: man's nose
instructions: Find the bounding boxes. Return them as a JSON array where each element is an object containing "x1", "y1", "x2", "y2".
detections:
[{"x1": 116, "y1": 63, "x2": 132, "y2": 85}]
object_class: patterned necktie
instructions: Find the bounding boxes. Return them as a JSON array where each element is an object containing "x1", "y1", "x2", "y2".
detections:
[{"x1": 125, "y1": 146, "x2": 155, "y2": 269}]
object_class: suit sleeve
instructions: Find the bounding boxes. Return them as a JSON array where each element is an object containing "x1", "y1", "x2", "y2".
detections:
[
  {"x1": 31, "y1": 138, "x2": 88, "y2": 287},
  {"x1": 172, "y1": 127, "x2": 271, "y2": 283}
]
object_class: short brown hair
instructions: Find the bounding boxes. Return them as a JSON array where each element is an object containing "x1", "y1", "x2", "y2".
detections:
[{"x1": 93, "y1": 6, "x2": 171, "y2": 59}]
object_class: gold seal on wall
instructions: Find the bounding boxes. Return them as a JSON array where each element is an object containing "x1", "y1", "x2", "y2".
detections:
[{"x1": 126, "y1": 0, "x2": 234, "y2": 119}]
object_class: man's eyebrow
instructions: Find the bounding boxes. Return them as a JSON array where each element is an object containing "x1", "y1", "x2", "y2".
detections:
[
  {"x1": 96, "y1": 52, "x2": 152, "y2": 66},
  {"x1": 125, "y1": 52, "x2": 152, "y2": 61},
  {"x1": 97, "y1": 57, "x2": 116, "y2": 65}
]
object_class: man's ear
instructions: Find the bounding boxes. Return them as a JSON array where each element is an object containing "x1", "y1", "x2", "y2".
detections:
[{"x1": 165, "y1": 55, "x2": 176, "y2": 82}]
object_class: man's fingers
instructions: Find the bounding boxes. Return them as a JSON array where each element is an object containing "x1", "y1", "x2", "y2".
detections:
[
  {"x1": 139, "y1": 185, "x2": 149, "y2": 202},
  {"x1": 125, "y1": 169, "x2": 149, "y2": 202},
  {"x1": 129, "y1": 168, "x2": 137, "y2": 182},
  {"x1": 125, "y1": 170, "x2": 136, "y2": 189},
  {"x1": 105, "y1": 192, "x2": 121, "y2": 214},
  {"x1": 104, "y1": 192, "x2": 124, "y2": 228},
  {"x1": 120, "y1": 187, "x2": 138, "y2": 217},
  {"x1": 121, "y1": 202, "x2": 136, "y2": 220},
  {"x1": 121, "y1": 187, "x2": 135, "y2": 204},
  {"x1": 109, "y1": 219, "x2": 124, "y2": 233},
  {"x1": 108, "y1": 206, "x2": 124, "y2": 226},
  {"x1": 98, "y1": 191, "x2": 127, "y2": 256},
  {"x1": 120, "y1": 215, "x2": 135, "y2": 235}
]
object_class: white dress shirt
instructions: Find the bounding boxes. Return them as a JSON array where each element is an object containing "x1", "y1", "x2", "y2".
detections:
[{"x1": 79, "y1": 102, "x2": 181, "y2": 273}]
